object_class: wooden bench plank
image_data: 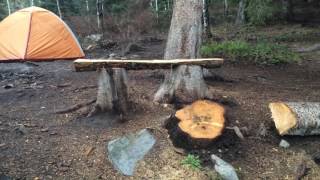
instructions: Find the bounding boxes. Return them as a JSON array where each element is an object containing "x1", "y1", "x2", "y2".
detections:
[{"x1": 73, "y1": 58, "x2": 224, "y2": 72}]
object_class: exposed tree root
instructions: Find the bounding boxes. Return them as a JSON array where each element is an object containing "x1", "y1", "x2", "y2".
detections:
[{"x1": 54, "y1": 98, "x2": 96, "y2": 114}]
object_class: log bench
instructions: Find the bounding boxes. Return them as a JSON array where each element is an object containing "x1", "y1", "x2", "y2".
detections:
[{"x1": 73, "y1": 58, "x2": 224, "y2": 118}]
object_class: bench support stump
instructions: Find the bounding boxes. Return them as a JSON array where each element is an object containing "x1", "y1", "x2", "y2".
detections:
[
  {"x1": 88, "y1": 67, "x2": 128, "y2": 120},
  {"x1": 154, "y1": 65, "x2": 210, "y2": 103}
]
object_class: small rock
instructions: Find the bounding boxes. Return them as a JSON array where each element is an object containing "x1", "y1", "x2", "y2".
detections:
[
  {"x1": 40, "y1": 128, "x2": 49, "y2": 132},
  {"x1": 258, "y1": 123, "x2": 267, "y2": 137},
  {"x1": 0, "y1": 174, "x2": 13, "y2": 180},
  {"x1": 49, "y1": 132, "x2": 57, "y2": 136},
  {"x1": 312, "y1": 152, "x2": 320, "y2": 165},
  {"x1": 130, "y1": 54, "x2": 140, "y2": 59},
  {"x1": 107, "y1": 129, "x2": 156, "y2": 176},
  {"x1": 210, "y1": 154, "x2": 239, "y2": 180},
  {"x1": 16, "y1": 124, "x2": 27, "y2": 135},
  {"x1": 0, "y1": 143, "x2": 6, "y2": 148},
  {"x1": 3, "y1": 84, "x2": 14, "y2": 89},
  {"x1": 59, "y1": 167, "x2": 69, "y2": 172},
  {"x1": 109, "y1": 53, "x2": 117, "y2": 58},
  {"x1": 279, "y1": 139, "x2": 290, "y2": 148}
]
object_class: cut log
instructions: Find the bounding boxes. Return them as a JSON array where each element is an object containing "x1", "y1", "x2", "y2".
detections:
[
  {"x1": 269, "y1": 102, "x2": 320, "y2": 136},
  {"x1": 73, "y1": 58, "x2": 224, "y2": 72},
  {"x1": 173, "y1": 100, "x2": 225, "y2": 147}
]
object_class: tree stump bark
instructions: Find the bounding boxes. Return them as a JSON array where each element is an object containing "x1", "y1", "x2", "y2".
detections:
[
  {"x1": 154, "y1": 0, "x2": 211, "y2": 103},
  {"x1": 88, "y1": 68, "x2": 129, "y2": 120},
  {"x1": 167, "y1": 100, "x2": 225, "y2": 148},
  {"x1": 269, "y1": 102, "x2": 320, "y2": 136}
]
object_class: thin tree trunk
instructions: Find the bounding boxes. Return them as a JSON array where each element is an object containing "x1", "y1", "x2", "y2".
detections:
[
  {"x1": 202, "y1": 0, "x2": 212, "y2": 38},
  {"x1": 56, "y1": 0, "x2": 62, "y2": 19},
  {"x1": 6, "y1": 0, "x2": 11, "y2": 15},
  {"x1": 224, "y1": 0, "x2": 228, "y2": 16},
  {"x1": 154, "y1": 0, "x2": 210, "y2": 103},
  {"x1": 155, "y1": 0, "x2": 159, "y2": 19},
  {"x1": 235, "y1": 0, "x2": 245, "y2": 25},
  {"x1": 282, "y1": 0, "x2": 293, "y2": 21},
  {"x1": 30, "y1": 0, "x2": 34, "y2": 6},
  {"x1": 96, "y1": 0, "x2": 104, "y2": 36}
]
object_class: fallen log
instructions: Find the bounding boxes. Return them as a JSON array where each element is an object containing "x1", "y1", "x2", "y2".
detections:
[
  {"x1": 172, "y1": 100, "x2": 225, "y2": 148},
  {"x1": 269, "y1": 102, "x2": 320, "y2": 136},
  {"x1": 73, "y1": 58, "x2": 224, "y2": 72}
]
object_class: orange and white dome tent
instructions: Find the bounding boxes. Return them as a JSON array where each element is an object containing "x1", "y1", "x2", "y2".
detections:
[{"x1": 0, "y1": 6, "x2": 85, "y2": 62}]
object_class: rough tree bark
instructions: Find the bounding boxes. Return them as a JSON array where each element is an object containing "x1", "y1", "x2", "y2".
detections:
[
  {"x1": 235, "y1": 0, "x2": 245, "y2": 25},
  {"x1": 269, "y1": 102, "x2": 320, "y2": 136},
  {"x1": 89, "y1": 68, "x2": 129, "y2": 119},
  {"x1": 154, "y1": 0, "x2": 210, "y2": 103}
]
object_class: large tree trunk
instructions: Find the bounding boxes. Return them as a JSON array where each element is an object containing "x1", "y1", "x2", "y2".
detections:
[
  {"x1": 154, "y1": 0, "x2": 210, "y2": 103},
  {"x1": 235, "y1": 0, "x2": 245, "y2": 25}
]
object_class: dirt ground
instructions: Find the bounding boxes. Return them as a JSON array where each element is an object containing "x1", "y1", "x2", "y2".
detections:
[{"x1": 1, "y1": 25, "x2": 320, "y2": 179}]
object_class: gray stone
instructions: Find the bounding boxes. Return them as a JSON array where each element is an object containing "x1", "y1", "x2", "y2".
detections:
[
  {"x1": 211, "y1": 154, "x2": 239, "y2": 180},
  {"x1": 279, "y1": 139, "x2": 290, "y2": 148},
  {"x1": 107, "y1": 129, "x2": 156, "y2": 176}
]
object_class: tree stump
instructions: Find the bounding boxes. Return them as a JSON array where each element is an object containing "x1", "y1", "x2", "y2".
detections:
[
  {"x1": 269, "y1": 102, "x2": 320, "y2": 136},
  {"x1": 88, "y1": 67, "x2": 128, "y2": 120},
  {"x1": 153, "y1": 0, "x2": 211, "y2": 103},
  {"x1": 171, "y1": 100, "x2": 225, "y2": 148}
]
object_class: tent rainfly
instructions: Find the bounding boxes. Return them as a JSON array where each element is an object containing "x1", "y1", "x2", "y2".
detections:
[{"x1": 0, "y1": 6, "x2": 85, "y2": 62}]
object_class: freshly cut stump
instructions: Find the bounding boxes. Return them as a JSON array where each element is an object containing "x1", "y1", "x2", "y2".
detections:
[
  {"x1": 269, "y1": 102, "x2": 320, "y2": 136},
  {"x1": 174, "y1": 100, "x2": 225, "y2": 147}
]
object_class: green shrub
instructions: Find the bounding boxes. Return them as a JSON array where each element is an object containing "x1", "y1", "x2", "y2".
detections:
[
  {"x1": 201, "y1": 40, "x2": 300, "y2": 64},
  {"x1": 181, "y1": 154, "x2": 202, "y2": 170},
  {"x1": 246, "y1": 0, "x2": 280, "y2": 26}
]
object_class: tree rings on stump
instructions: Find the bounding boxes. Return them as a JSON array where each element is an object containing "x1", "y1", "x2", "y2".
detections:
[
  {"x1": 269, "y1": 102, "x2": 320, "y2": 136},
  {"x1": 174, "y1": 100, "x2": 225, "y2": 148}
]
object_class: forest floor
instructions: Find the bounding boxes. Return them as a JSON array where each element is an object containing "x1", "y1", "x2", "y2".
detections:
[{"x1": 0, "y1": 24, "x2": 320, "y2": 180}]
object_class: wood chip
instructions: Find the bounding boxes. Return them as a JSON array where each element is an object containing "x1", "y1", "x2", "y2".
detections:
[{"x1": 85, "y1": 146, "x2": 95, "y2": 156}]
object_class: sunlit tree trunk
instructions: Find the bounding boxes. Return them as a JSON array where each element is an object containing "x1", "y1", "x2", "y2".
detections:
[
  {"x1": 56, "y1": 0, "x2": 62, "y2": 18},
  {"x1": 6, "y1": 0, "x2": 11, "y2": 15}
]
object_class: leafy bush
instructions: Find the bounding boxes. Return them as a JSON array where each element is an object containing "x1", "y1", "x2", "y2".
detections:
[
  {"x1": 246, "y1": 0, "x2": 280, "y2": 25},
  {"x1": 181, "y1": 154, "x2": 202, "y2": 170},
  {"x1": 201, "y1": 40, "x2": 300, "y2": 64}
]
